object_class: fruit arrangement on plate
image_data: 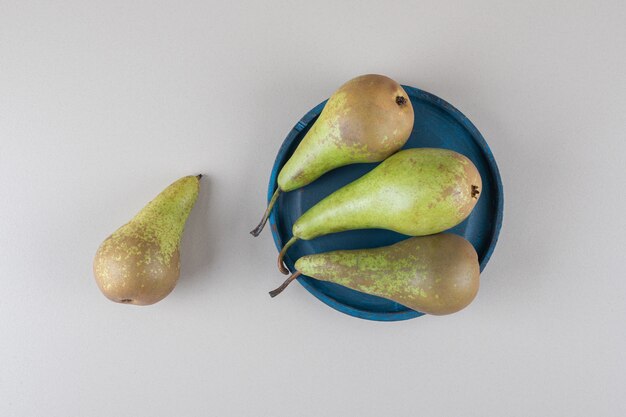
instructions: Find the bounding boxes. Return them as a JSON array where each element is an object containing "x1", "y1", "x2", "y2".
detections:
[
  {"x1": 90, "y1": 73, "x2": 502, "y2": 321},
  {"x1": 252, "y1": 74, "x2": 501, "y2": 319}
]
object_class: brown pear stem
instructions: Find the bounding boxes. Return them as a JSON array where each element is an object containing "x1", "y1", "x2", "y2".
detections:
[
  {"x1": 196, "y1": 174, "x2": 203, "y2": 179},
  {"x1": 250, "y1": 188, "x2": 281, "y2": 237},
  {"x1": 277, "y1": 236, "x2": 298, "y2": 275},
  {"x1": 269, "y1": 271, "x2": 302, "y2": 298}
]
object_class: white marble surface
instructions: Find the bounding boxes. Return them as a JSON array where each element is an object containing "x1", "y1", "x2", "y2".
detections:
[{"x1": 1, "y1": 1, "x2": 625, "y2": 416}]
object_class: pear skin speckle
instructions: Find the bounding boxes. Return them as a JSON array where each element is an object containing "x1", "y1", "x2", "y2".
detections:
[
  {"x1": 292, "y1": 148, "x2": 482, "y2": 240},
  {"x1": 93, "y1": 175, "x2": 200, "y2": 305},
  {"x1": 278, "y1": 74, "x2": 414, "y2": 191},
  {"x1": 295, "y1": 234, "x2": 480, "y2": 316}
]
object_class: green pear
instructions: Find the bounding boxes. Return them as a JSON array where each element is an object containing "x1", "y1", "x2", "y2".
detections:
[
  {"x1": 251, "y1": 74, "x2": 414, "y2": 236},
  {"x1": 270, "y1": 234, "x2": 480, "y2": 316},
  {"x1": 277, "y1": 148, "x2": 482, "y2": 273},
  {"x1": 93, "y1": 175, "x2": 201, "y2": 305}
]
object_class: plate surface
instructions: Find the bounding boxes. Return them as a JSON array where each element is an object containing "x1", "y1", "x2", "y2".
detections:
[{"x1": 268, "y1": 85, "x2": 503, "y2": 321}]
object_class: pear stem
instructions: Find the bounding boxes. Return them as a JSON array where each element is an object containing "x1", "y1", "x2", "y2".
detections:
[
  {"x1": 269, "y1": 271, "x2": 302, "y2": 298},
  {"x1": 250, "y1": 188, "x2": 281, "y2": 237},
  {"x1": 277, "y1": 236, "x2": 298, "y2": 275}
]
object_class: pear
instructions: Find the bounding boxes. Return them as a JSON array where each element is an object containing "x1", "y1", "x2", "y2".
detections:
[
  {"x1": 93, "y1": 175, "x2": 201, "y2": 305},
  {"x1": 277, "y1": 148, "x2": 482, "y2": 273},
  {"x1": 270, "y1": 234, "x2": 480, "y2": 316},
  {"x1": 251, "y1": 74, "x2": 414, "y2": 236}
]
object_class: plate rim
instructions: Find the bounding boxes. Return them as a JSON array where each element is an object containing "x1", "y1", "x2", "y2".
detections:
[{"x1": 267, "y1": 85, "x2": 504, "y2": 321}]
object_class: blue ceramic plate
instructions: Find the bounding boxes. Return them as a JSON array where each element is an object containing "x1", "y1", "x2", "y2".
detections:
[{"x1": 268, "y1": 85, "x2": 503, "y2": 321}]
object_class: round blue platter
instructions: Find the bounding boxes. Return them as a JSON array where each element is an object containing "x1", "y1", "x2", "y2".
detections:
[{"x1": 267, "y1": 85, "x2": 503, "y2": 321}]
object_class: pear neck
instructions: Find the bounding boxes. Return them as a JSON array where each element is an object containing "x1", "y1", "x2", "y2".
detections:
[{"x1": 129, "y1": 178, "x2": 198, "y2": 264}]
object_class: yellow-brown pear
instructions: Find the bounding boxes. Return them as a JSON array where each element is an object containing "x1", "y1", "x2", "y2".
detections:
[
  {"x1": 270, "y1": 234, "x2": 480, "y2": 316},
  {"x1": 93, "y1": 175, "x2": 201, "y2": 305}
]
